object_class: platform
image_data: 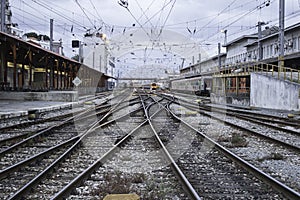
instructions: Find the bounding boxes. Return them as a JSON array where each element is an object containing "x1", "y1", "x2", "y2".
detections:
[
  {"x1": 0, "y1": 91, "x2": 78, "y2": 102},
  {"x1": 0, "y1": 100, "x2": 78, "y2": 119}
]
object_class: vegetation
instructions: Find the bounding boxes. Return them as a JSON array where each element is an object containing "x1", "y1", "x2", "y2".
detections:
[
  {"x1": 23, "y1": 32, "x2": 50, "y2": 41},
  {"x1": 230, "y1": 132, "x2": 248, "y2": 147}
]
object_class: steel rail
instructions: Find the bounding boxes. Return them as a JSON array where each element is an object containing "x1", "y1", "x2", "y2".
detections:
[
  {"x1": 174, "y1": 96, "x2": 299, "y2": 136},
  {"x1": 172, "y1": 92, "x2": 300, "y2": 125},
  {"x1": 168, "y1": 93, "x2": 299, "y2": 137},
  {"x1": 8, "y1": 94, "x2": 141, "y2": 200},
  {"x1": 177, "y1": 101, "x2": 300, "y2": 153},
  {"x1": 0, "y1": 136, "x2": 80, "y2": 179},
  {"x1": 143, "y1": 95, "x2": 201, "y2": 200},
  {"x1": 51, "y1": 94, "x2": 163, "y2": 199},
  {"x1": 233, "y1": 114, "x2": 299, "y2": 136},
  {"x1": 0, "y1": 94, "x2": 138, "y2": 156},
  {"x1": 166, "y1": 102, "x2": 300, "y2": 200},
  {"x1": 160, "y1": 94, "x2": 300, "y2": 153}
]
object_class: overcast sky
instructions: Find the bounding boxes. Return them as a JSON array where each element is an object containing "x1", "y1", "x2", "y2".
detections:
[{"x1": 9, "y1": 0, "x2": 300, "y2": 62}]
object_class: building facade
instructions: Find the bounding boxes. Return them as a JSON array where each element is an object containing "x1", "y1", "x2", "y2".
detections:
[{"x1": 180, "y1": 22, "x2": 300, "y2": 76}]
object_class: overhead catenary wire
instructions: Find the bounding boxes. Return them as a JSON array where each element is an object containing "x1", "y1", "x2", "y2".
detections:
[
  {"x1": 155, "y1": 0, "x2": 176, "y2": 40},
  {"x1": 74, "y1": 0, "x2": 97, "y2": 29},
  {"x1": 10, "y1": 0, "x2": 300, "y2": 66}
]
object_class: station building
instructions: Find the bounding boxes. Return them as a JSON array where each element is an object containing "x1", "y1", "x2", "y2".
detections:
[
  {"x1": 0, "y1": 31, "x2": 114, "y2": 102},
  {"x1": 179, "y1": 22, "x2": 300, "y2": 111}
]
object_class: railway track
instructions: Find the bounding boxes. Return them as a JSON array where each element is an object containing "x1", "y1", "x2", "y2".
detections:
[
  {"x1": 52, "y1": 93, "x2": 195, "y2": 199},
  {"x1": 1, "y1": 89, "x2": 299, "y2": 199},
  {"x1": 164, "y1": 92, "x2": 300, "y2": 196},
  {"x1": 0, "y1": 90, "x2": 132, "y2": 199},
  {"x1": 169, "y1": 93, "x2": 300, "y2": 150}
]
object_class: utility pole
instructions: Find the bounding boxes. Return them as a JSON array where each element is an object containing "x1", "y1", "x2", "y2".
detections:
[
  {"x1": 257, "y1": 21, "x2": 266, "y2": 61},
  {"x1": 198, "y1": 53, "x2": 201, "y2": 74},
  {"x1": 221, "y1": 29, "x2": 227, "y2": 46},
  {"x1": 218, "y1": 42, "x2": 221, "y2": 69},
  {"x1": 278, "y1": 0, "x2": 285, "y2": 68},
  {"x1": 49, "y1": 19, "x2": 54, "y2": 89},
  {"x1": 50, "y1": 19, "x2": 54, "y2": 52},
  {"x1": 1, "y1": 0, "x2": 6, "y2": 32}
]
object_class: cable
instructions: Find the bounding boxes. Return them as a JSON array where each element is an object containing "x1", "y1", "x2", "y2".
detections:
[
  {"x1": 155, "y1": 0, "x2": 176, "y2": 40},
  {"x1": 195, "y1": 0, "x2": 239, "y2": 35},
  {"x1": 134, "y1": 0, "x2": 155, "y2": 29},
  {"x1": 88, "y1": 0, "x2": 104, "y2": 23},
  {"x1": 74, "y1": 0, "x2": 96, "y2": 29}
]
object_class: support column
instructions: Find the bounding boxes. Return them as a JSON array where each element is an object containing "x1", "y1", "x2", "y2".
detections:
[
  {"x1": 257, "y1": 21, "x2": 266, "y2": 61},
  {"x1": 3, "y1": 53, "x2": 7, "y2": 87},
  {"x1": 28, "y1": 51, "x2": 33, "y2": 89},
  {"x1": 12, "y1": 44, "x2": 17, "y2": 90},
  {"x1": 59, "y1": 61, "x2": 63, "y2": 89},
  {"x1": 21, "y1": 63, "x2": 25, "y2": 89},
  {"x1": 278, "y1": 0, "x2": 285, "y2": 68},
  {"x1": 0, "y1": 44, "x2": 5, "y2": 83},
  {"x1": 218, "y1": 43, "x2": 221, "y2": 69},
  {"x1": 45, "y1": 56, "x2": 48, "y2": 89},
  {"x1": 50, "y1": 57, "x2": 54, "y2": 90},
  {"x1": 1, "y1": 0, "x2": 6, "y2": 32},
  {"x1": 63, "y1": 62, "x2": 67, "y2": 89},
  {"x1": 236, "y1": 77, "x2": 239, "y2": 96},
  {"x1": 55, "y1": 60, "x2": 59, "y2": 89},
  {"x1": 67, "y1": 63, "x2": 72, "y2": 89}
]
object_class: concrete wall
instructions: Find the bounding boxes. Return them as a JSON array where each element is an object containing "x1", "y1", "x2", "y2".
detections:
[
  {"x1": 0, "y1": 91, "x2": 78, "y2": 102},
  {"x1": 210, "y1": 93, "x2": 250, "y2": 106},
  {"x1": 250, "y1": 73, "x2": 300, "y2": 111},
  {"x1": 210, "y1": 77, "x2": 250, "y2": 106}
]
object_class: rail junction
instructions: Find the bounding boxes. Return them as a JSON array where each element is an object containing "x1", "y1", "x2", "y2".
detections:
[
  {"x1": 0, "y1": 0, "x2": 300, "y2": 199},
  {"x1": 0, "y1": 89, "x2": 299, "y2": 199}
]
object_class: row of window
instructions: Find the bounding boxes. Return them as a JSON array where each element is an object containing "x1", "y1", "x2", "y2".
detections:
[{"x1": 226, "y1": 36, "x2": 300, "y2": 65}]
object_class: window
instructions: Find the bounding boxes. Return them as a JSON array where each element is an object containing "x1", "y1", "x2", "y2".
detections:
[
  {"x1": 266, "y1": 45, "x2": 270, "y2": 57},
  {"x1": 293, "y1": 38, "x2": 297, "y2": 51},
  {"x1": 270, "y1": 44, "x2": 273, "y2": 56}
]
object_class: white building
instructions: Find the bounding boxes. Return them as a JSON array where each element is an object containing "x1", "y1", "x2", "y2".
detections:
[
  {"x1": 223, "y1": 35, "x2": 258, "y2": 66},
  {"x1": 82, "y1": 32, "x2": 114, "y2": 77}
]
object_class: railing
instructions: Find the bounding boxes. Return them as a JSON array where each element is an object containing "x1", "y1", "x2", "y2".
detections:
[
  {"x1": 248, "y1": 63, "x2": 300, "y2": 84},
  {"x1": 215, "y1": 62, "x2": 300, "y2": 84}
]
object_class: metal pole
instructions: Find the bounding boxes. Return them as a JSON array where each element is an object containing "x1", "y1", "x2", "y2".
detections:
[
  {"x1": 224, "y1": 30, "x2": 227, "y2": 46},
  {"x1": 79, "y1": 43, "x2": 83, "y2": 63},
  {"x1": 198, "y1": 53, "x2": 201, "y2": 74},
  {"x1": 257, "y1": 21, "x2": 265, "y2": 61},
  {"x1": 1, "y1": 0, "x2": 6, "y2": 32},
  {"x1": 278, "y1": 0, "x2": 285, "y2": 69},
  {"x1": 218, "y1": 42, "x2": 221, "y2": 69},
  {"x1": 50, "y1": 19, "x2": 53, "y2": 52}
]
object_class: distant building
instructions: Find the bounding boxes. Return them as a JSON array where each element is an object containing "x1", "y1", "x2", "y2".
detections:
[
  {"x1": 223, "y1": 35, "x2": 258, "y2": 66},
  {"x1": 180, "y1": 53, "x2": 226, "y2": 76},
  {"x1": 23, "y1": 35, "x2": 64, "y2": 55},
  {"x1": 246, "y1": 23, "x2": 300, "y2": 68},
  {"x1": 180, "y1": 22, "x2": 300, "y2": 76},
  {"x1": 82, "y1": 31, "x2": 114, "y2": 77}
]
